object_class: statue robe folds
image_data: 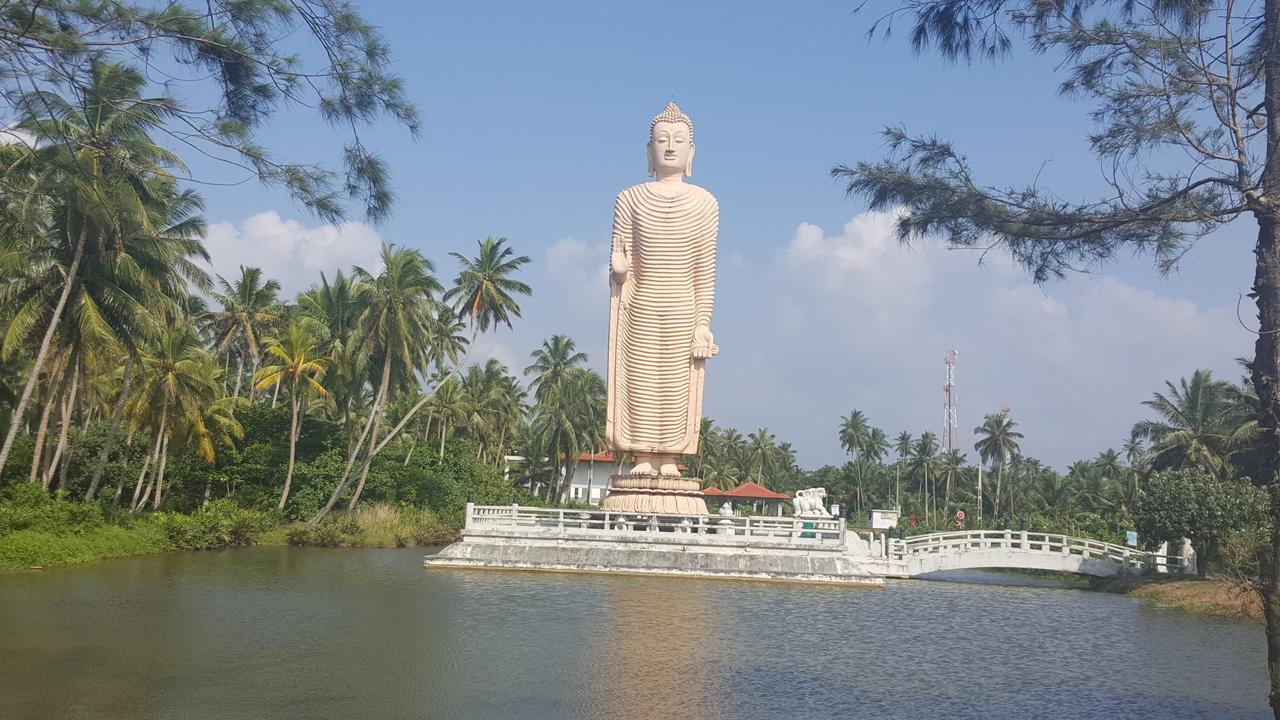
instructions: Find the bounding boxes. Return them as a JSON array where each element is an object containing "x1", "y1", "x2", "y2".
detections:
[{"x1": 606, "y1": 182, "x2": 718, "y2": 457}]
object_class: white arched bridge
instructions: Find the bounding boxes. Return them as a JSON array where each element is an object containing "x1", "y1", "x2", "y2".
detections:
[{"x1": 880, "y1": 529, "x2": 1189, "y2": 578}]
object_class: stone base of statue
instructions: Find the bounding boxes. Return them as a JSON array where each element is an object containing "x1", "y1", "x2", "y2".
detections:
[{"x1": 599, "y1": 475, "x2": 708, "y2": 515}]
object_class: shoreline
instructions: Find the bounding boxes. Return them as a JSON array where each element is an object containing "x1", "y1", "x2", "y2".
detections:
[
  {"x1": 1091, "y1": 575, "x2": 1263, "y2": 623},
  {"x1": 0, "y1": 520, "x2": 462, "y2": 573}
]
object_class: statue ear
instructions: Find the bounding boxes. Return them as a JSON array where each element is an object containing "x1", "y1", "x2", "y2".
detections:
[
  {"x1": 685, "y1": 144, "x2": 695, "y2": 177},
  {"x1": 646, "y1": 141, "x2": 655, "y2": 177}
]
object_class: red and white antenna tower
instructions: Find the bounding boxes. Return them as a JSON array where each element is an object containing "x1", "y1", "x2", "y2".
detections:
[{"x1": 943, "y1": 350, "x2": 958, "y2": 452}]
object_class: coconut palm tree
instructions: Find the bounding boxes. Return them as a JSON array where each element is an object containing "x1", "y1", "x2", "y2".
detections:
[
  {"x1": 209, "y1": 266, "x2": 282, "y2": 400},
  {"x1": 839, "y1": 410, "x2": 872, "y2": 458},
  {"x1": 974, "y1": 412, "x2": 1024, "y2": 518},
  {"x1": 525, "y1": 335, "x2": 588, "y2": 402},
  {"x1": 893, "y1": 431, "x2": 913, "y2": 509},
  {"x1": 342, "y1": 244, "x2": 441, "y2": 510},
  {"x1": 747, "y1": 427, "x2": 778, "y2": 486},
  {"x1": 529, "y1": 366, "x2": 605, "y2": 501},
  {"x1": 0, "y1": 61, "x2": 187, "y2": 478},
  {"x1": 128, "y1": 325, "x2": 223, "y2": 509},
  {"x1": 254, "y1": 322, "x2": 329, "y2": 510},
  {"x1": 445, "y1": 236, "x2": 532, "y2": 333},
  {"x1": 1132, "y1": 369, "x2": 1237, "y2": 477},
  {"x1": 910, "y1": 432, "x2": 941, "y2": 522}
]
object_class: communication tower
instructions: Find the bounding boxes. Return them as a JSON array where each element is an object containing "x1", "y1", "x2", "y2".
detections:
[{"x1": 943, "y1": 350, "x2": 958, "y2": 452}]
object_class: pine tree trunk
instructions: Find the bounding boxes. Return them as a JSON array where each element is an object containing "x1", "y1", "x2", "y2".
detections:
[
  {"x1": 53, "y1": 368, "x2": 80, "y2": 492},
  {"x1": 87, "y1": 354, "x2": 136, "y2": 500},
  {"x1": 0, "y1": 228, "x2": 86, "y2": 477},
  {"x1": 28, "y1": 356, "x2": 65, "y2": 484},
  {"x1": 1252, "y1": 104, "x2": 1280, "y2": 716},
  {"x1": 279, "y1": 391, "x2": 300, "y2": 511}
]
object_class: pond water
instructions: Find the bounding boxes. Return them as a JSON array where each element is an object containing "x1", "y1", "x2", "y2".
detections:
[{"x1": 0, "y1": 546, "x2": 1267, "y2": 720}]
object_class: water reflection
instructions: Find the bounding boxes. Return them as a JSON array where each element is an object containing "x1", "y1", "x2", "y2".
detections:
[
  {"x1": 0, "y1": 547, "x2": 1268, "y2": 720},
  {"x1": 587, "y1": 579, "x2": 718, "y2": 719}
]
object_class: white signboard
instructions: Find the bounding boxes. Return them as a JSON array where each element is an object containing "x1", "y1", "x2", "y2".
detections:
[{"x1": 869, "y1": 509, "x2": 900, "y2": 530}]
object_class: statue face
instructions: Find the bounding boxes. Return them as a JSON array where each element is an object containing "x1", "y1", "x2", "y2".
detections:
[{"x1": 649, "y1": 120, "x2": 693, "y2": 176}]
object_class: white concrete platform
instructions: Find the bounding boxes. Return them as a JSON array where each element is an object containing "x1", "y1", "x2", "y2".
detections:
[
  {"x1": 424, "y1": 504, "x2": 887, "y2": 585},
  {"x1": 424, "y1": 505, "x2": 1188, "y2": 586}
]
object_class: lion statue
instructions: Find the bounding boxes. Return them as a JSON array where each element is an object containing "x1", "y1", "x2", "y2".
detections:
[{"x1": 792, "y1": 488, "x2": 831, "y2": 518}]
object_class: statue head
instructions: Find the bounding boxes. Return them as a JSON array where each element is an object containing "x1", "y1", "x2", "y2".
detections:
[{"x1": 647, "y1": 101, "x2": 694, "y2": 179}]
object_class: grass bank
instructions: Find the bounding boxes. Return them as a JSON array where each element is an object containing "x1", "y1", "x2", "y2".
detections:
[
  {"x1": 0, "y1": 484, "x2": 461, "y2": 570},
  {"x1": 1093, "y1": 576, "x2": 1262, "y2": 622}
]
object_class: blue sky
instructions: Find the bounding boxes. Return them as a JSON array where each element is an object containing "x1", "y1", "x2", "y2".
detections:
[{"x1": 189, "y1": 1, "x2": 1256, "y2": 470}]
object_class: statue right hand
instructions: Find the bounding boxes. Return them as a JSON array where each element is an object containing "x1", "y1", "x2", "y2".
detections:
[{"x1": 611, "y1": 251, "x2": 630, "y2": 279}]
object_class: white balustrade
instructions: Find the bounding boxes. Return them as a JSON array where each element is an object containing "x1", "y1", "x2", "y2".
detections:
[
  {"x1": 885, "y1": 529, "x2": 1185, "y2": 574},
  {"x1": 464, "y1": 504, "x2": 846, "y2": 546}
]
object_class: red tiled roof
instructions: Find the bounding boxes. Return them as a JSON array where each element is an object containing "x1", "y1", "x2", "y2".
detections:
[
  {"x1": 723, "y1": 482, "x2": 788, "y2": 500},
  {"x1": 702, "y1": 486, "x2": 725, "y2": 496}
]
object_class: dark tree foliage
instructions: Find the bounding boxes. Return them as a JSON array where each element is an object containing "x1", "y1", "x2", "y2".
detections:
[
  {"x1": 0, "y1": 0, "x2": 419, "y2": 222},
  {"x1": 843, "y1": 0, "x2": 1263, "y2": 280}
]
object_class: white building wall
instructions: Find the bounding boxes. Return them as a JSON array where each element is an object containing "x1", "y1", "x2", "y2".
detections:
[{"x1": 565, "y1": 459, "x2": 634, "y2": 505}]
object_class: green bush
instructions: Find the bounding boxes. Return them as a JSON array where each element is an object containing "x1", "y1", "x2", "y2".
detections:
[
  {"x1": 0, "y1": 524, "x2": 171, "y2": 568},
  {"x1": 284, "y1": 522, "x2": 344, "y2": 547},
  {"x1": 0, "y1": 484, "x2": 105, "y2": 536},
  {"x1": 152, "y1": 499, "x2": 274, "y2": 550}
]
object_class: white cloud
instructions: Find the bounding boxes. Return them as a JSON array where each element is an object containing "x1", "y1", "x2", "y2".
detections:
[
  {"x1": 204, "y1": 211, "x2": 384, "y2": 295},
  {"x1": 702, "y1": 210, "x2": 1250, "y2": 470},
  {"x1": 0, "y1": 128, "x2": 35, "y2": 147},
  {"x1": 546, "y1": 237, "x2": 609, "y2": 297}
]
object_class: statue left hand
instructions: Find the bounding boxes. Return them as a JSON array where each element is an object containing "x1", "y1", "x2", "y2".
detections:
[{"x1": 691, "y1": 326, "x2": 718, "y2": 359}]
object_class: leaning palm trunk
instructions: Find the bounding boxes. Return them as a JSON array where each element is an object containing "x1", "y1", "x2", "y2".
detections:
[
  {"x1": 279, "y1": 391, "x2": 301, "y2": 511},
  {"x1": 313, "y1": 344, "x2": 477, "y2": 527},
  {"x1": 247, "y1": 354, "x2": 261, "y2": 401},
  {"x1": 310, "y1": 359, "x2": 390, "y2": 526},
  {"x1": 51, "y1": 369, "x2": 80, "y2": 492},
  {"x1": 86, "y1": 354, "x2": 136, "y2": 500},
  {"x1": 347, "y1": 358, "x2": 392, "y2": 511},
  {"x1": 28, "y1": 357, "x2": 66, "y2": 483},
  {"x1": 232, "y1": 354, "x2": 244, "y2": 398},
  {"x1": 129, "y1": 453, "x2": 152, "y2": 510},
  {"x1": 0, "y1": 228, "x2": 87, "y2": 477},
  {"x1": 151, "y1": 434, "x2": 170, "y2": 510},
  {"x1": 133, "y1": 403, "x2": 167, "y2": 511}
]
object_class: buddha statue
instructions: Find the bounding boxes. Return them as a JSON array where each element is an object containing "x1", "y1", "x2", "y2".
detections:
[{"x1": 601, "y1": 102, "x2": 718, "y2": 515}]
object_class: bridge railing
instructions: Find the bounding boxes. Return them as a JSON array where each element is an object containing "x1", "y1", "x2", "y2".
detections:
[
  {"x1": 887, "y1": 529, "x2": 1184, "y2": 573},
  {"x1": 465, "y1": 504, "x2": 847, "y2": 546}
]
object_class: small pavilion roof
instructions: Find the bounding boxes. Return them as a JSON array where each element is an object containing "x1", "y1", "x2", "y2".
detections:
[
  {"x1": 723, "y1": 482, "x2": 788, "y2": 500},
  {"x1": 702, "y1": 486, "x2": 725, "y2": 496}
]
